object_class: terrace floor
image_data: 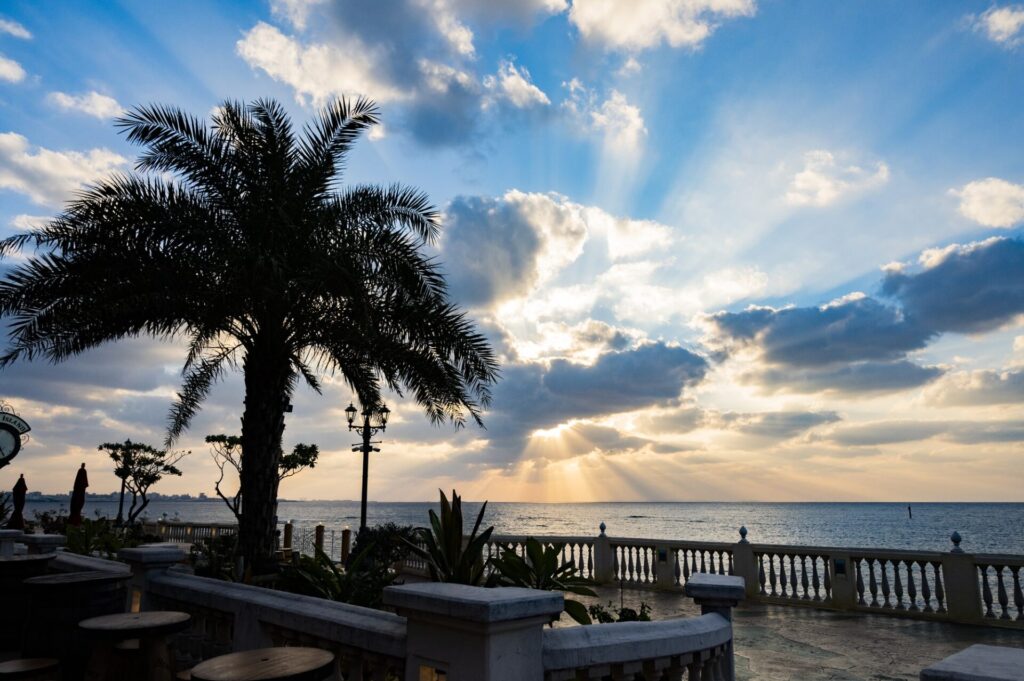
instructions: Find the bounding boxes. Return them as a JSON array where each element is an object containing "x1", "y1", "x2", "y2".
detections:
[{"x1": 580, "y1": 586, "x2": 1024, "y2": 681}]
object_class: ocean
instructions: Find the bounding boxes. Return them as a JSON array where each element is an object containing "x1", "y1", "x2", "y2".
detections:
[{"x1": 21, "y1": 500, "x2": 1024, "y2": 554}]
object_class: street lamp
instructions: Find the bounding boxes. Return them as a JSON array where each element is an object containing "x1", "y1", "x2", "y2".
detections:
[{"x1": 346, "y1": 402, "x2": 389, "y2": 532}]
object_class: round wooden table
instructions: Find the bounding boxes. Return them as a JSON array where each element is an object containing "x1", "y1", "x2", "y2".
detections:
[
  {"x1": 79, "y1": 611, "x2": 191, "y2": 681},
  {"x1": 0, "y1": 658, "x2": 60, "y2": 680},
  {"x1": 189, "y1": 648, "x2": 335, "y2": 681}
]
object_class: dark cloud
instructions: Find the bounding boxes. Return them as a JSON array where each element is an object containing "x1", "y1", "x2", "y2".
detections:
[
  {"x1": 709, "y1": 297, "x2": 932, "y2": 367},
  {"x1": 717, "y1": 410, "x2": 840, "y2": 440},
  {"x1": 749, "y1": 360, "x2": 943, "y2": 395},
  {"x1": 440, "y1": 194, "x2": 543, "y2": 307},
  {"x1": 883, "y1": 238, "x2": 1024, "y2": 335},
  {"x1": 824, "y1": 419, "x2": 1024, "y2": 446}
]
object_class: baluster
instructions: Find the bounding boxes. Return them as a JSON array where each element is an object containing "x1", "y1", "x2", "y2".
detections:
[
  {"x1": 697, "y1": 550, "x2": 704, "y2": 574},
  {"x1": 789, "y1": 554, "x2": 799, "y2": 598},
  {"x1": 919, "y1": 561, "x2": 932, "y2": 612},
  {"x1": 979, "y1": 564, "x2": 994, "y2": 618},
  {"x1": 727, "y1": 552, "x2": 734, "y2": 575},
  {"x1": 932, "y1": 561, "x2": 946, "y2": 613},
  {"x1": 868, "y1": 559, "x2": 879, "y2": 607},
  {"x1": 626, "y1": 547, "x2": 634, "y2": 582},
  {"x1": 683, "y1": 549, "x2": 692, "y2": 582},
  {"x1": 778, "y1": 554, "x2": 788, "y2": 597},
  {"x1": 588, "y1": 545, "x2": 594, "y2": 578},
  {"x1": 996, "y1": 565, "x2": 1010, "y2": 620},
  {"x1": 823, "y1": 557, "x2": 832, "y2": 600},
  {"x1": 855, "y1": 559, "x2": 866, "y2": 606},
  {"x1": 1013, "y1": 567, "x2": 1023, "y2": 622},
  {"x1": 881, "y1": 560, "x2": 892, "y2": 608},
  {"x1": 811, "y1": 556, "x2": 821, "y2": 601},
  {"x1": 719, "y1": 550, "x2": 726, "y2": 575},
  {"x1": 674, "y1": 550, "x2": 682, "y2": 585},
  {"x1": 769, "y1": 553, "x2": 778, "y2": 597},
  {"x1": 643, "y1": 548, "x2": 651, "y2": 583},
  {"x1": 757, "y1": 554, "x2": 766, "y2": 595},
  {"x1": 800, "y1": 555, "x2": 810, "y2": 600},
  {"x1": 894, "y1": 560, "x2": 905, "y2": 610},
  {"x1": 906, "y1": 560, "x2": 919, "y2": 611},
  {"x1": 612, "y1": 547, "x2": 619, "y2": 580}
]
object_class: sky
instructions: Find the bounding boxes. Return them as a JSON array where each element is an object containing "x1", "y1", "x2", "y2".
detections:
[{"x1": 0, "y1": 0, "x2": 1022, "y2": 503}]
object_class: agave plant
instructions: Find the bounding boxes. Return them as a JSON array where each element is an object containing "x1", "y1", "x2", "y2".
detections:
[
  {"x1": 408, "y1": 489, "x2": 493, "y2": 585},
  {"x1": 489, "y1": 537, "x2": 597, "y2": 624}
]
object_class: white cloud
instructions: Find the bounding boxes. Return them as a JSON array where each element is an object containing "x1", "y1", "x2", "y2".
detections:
[
  {"x1": 427, "y1": 0, "x2": 476, "y2": 57},
  {"x1": 236, "y1": 22, "x2": 409, "y2": 106},
  {"x1": 973, "y1": 5, "x2": 1024, "y2": 47},
  {"x1": 270, "y1": 0, "x2": 327, "y2": 30},
  {"x1": 0, "y1": 18, "x2": 31, "y2": 40},
  {"x1": 418, "y1": 58, "x2": 476, "y2": 95},
  {"x1": 952, "y1": 177, "x2": 1024, "y2": 228},
  {"x1": 10, "y1": 214, "x2": 50, "y2": 230},
  {"x1": 0, "y1": 54, "x2": 25, "y2": 83},
  {"x1": 47, "y1": 91, "x2": 125, "y2": 120},
  {"x1": 450, "y1": 0, "x2": 567, "y2": 23},
  {"x1": 0, "y1": 132, "x2": 126, "y2": 206},
  {"x1": 368, "y1": 123, "x2": 387, "y2": 141},
  {"x1": 482, "y1": 60, "x2": 550, "y2": 109},
  {"x1": 581, "y1": 205, "x2": 672, "y2": 259},
  {"x1": 563, "y1": 79, "x2": 647, "y2": 153},
  {"x1": 785, "y1": 150, "x2": 889, "y2": 207},
  {"x1": 617, "y1": 56, "x2": 643, "y2": 76},
  {"x1": 569, "y1": 0, "x2": 755, "y2": 52}
]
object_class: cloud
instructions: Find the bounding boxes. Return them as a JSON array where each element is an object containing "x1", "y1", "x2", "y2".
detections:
[
  {"x1": 270, "y1": 0, "x2": 327, "y2": 31},
  {"x1": 568, "y1": 0, "x2": 756, "y2": 52},
  {"x1": 581, "y1": 206, "x2": 672, "y2": 260},
  {"x1": 440, "y1": 190, "x2": 588, "y2": 308},
  {"x1": 748, "y1": 361, "x2": 944, "y2": 395},
  {"x1": 449, "y1": 0, "x2": 567, "y2": 24},
  {"x1": 824, "y1": 419, "x2": 1024, "y2": 446},
  {"x1": 0, "y1": 54, "x2": 25, "y2": 83},
  {"x1": 785, "y1": 150, "x2": 889, "y2": 207},
  {"x1": 972, "y1": 5, "x2": 1024, "y2": 47},
  {"x1": 563, "y1": 80, "x2": 647, "y2": 154},
  {"x1": 708, "y1": 295, "x2": 932, "y2": 367},
  {"x1": 10, "y1": 214, "x2": 49, "y2": 230},
  {"x1": 0, "y1": 18, "x2": 31, "y2": 39},
  {"x1": 481, "y1": 342, "x2": 709, "y2": 458},
  {"x1": 482, "y1": 60, "x2": 550, "y2": 110},
  {"x1": 715, "y1": 410, "x2": 840, "y2": 440},
  {"x1": 924, "y1": 368, "x2": 1024, "y2": 406},
  {"x1": 951, "y1": 178, "x2": 1024, "y2": 228},
  {"x1": 882, "y1": 237, "x2": 1024, "y2": 335},
  {"x1": 236, "y1": 22, "x2": 409, "y2": 106},
  {"x1": 0, "y1": 132, "x2": 127, "y2": 206},
  {"x1": 47, "y1": 91, "x2": 125, "y2": 120}
]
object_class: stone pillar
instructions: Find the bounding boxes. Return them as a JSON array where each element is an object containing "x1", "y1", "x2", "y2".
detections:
[
  {"x1": 655, "y1": 544, "x2": 676, "y2": 590},
  {"x1": 119, "y1": 545, "x2": 187, "y2": 612},
  {"x1": 341, "y1": 528, "x2": 352, "y2": 563},
  {"x1": 828, "y1": 551, "x2": 856, "y2": 610},
  {"x1": 20, "y1": 533, "x2": 65, "y2": 555},
  {"x1": 283, "y1": 522, "x2": 293, "y2": 552},
  {"x1": 684, "y1": 573, "x2": 745, "y2": 681},
  {"x1": 314, "y1": 523, "x2": 325, "y2": 554},
  {"x1": 941, "y1": 532, "x2": 982, "y2": 623},
  {"x1": 593, "y1": 522, "x2": 614, "y2": 585},
  {"x1": 0, "y1": 529, "x2": 22, "y2": 558},
  {"x1": 384, "y1": 583, "x2": 564, "y2": 681},
  {"x1": 731, "y1": 527, "x2": 759, "y2": 599}
]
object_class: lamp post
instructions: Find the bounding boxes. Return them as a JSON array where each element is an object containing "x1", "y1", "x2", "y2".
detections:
[{"x1": 346, "y1": 402, "x2": 390, "y2": 533}]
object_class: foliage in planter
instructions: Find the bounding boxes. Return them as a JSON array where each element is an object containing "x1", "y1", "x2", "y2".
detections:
[
  {"x1": 587, "y1": 601, "x2": 652, "y2": 623},
  {"x1": 488, "y1": 537, "x2": 597, "y2": 624},
  {"x1": 349, "y1": 523, "x2": 416, "y2": 570},
  {"x1": 407, "y1": 489, "x2": 493, "y2": 585},
  {"x1": 32, "y1": 508, "x2": 68, "y2": 534},
  {"x1": 190, "y1": 534, "x2": 239, "y2": 581},
  {"x1": 277, "y1": 544, "x2": 398, "y2": 608}
]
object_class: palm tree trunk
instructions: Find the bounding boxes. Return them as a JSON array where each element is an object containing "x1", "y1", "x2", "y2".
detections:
[{"x1": 238, "y1": 339, "x2": 291, "y2": 575}]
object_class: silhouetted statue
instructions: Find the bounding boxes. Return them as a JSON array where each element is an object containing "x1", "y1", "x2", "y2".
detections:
[
  {"x1": 69, "y1": 463, "x2": 88, "y2": 526},
  {"x1": 5, "y1": 474, "x2": 26, "y2": 530}
]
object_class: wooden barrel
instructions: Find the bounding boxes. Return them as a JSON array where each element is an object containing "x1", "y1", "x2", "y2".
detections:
[
  {"x1": 0, "y1": 555, "x2": 55, "y2": 650},
  {"x1": 22, "y1": 570, "x2": 130, "y2": 681}
]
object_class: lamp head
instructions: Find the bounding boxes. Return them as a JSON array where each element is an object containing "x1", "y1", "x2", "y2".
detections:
[
  {"x1": 344, "y1": 403, "x2": 357, "y2": 427},
  {"x1": 379, "y1": 404, "x2": 390, "y2": 428}
]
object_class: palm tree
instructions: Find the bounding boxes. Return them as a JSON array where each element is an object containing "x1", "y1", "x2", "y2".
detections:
[{"x1": 0, "y1": 98, "x2": 499, "y2": 572}]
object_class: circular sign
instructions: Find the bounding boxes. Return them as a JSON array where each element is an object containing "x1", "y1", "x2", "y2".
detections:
[{"x1": 0, "y1": 405, "x2": 30, "y2": 469}]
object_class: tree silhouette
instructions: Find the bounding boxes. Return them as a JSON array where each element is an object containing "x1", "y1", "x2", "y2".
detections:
[
  {"x1": 0, "y1": 98, "x2": 499, "y2": 572},
  {"x1": 100, "y1": 440, "x2": 187, "y2": 525},
  {"x1": 205, "y1": 434, "x2": 319, "y2": 522}
]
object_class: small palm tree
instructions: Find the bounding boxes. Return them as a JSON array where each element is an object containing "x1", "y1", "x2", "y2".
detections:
[{"x1": 0, "y1": 98, "x2": 499, "y2": 572}]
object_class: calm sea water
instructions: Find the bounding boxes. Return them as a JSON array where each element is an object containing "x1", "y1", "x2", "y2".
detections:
[{"x1": 22, "y1": 500, "x2": 1024, "y2": 554}]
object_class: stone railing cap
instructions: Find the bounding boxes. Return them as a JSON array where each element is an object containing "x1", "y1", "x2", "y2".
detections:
[
  {"x1": 684, "y1": 573, "x2": 746, "y2": 601},
  {"x1": 384, "y1": 583, "x2": 564, "y2": 623},
  {"x1": 0, "y1": 529, "x2": 24, "y2": 539},
  {"x1": 118, "y1": 545, "x2": 186, "y2": 564},
  {"x1": 20, "y1": 534, "x2": 65, "y2": 544},
  {"x1": 920, "y1": 644, "x2": 1024, "y2": 681}
]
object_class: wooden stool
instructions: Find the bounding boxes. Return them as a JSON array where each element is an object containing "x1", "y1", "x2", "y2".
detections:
[
  {"x1": 0, "y1": 658, "x2": 60, "y2": 681},
  {"x1": 79, "y1": 611, "x2": 191, "y2": 681},
  {"x1": 189, "y1": 648, "x2": 334, "y2": 681}
]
